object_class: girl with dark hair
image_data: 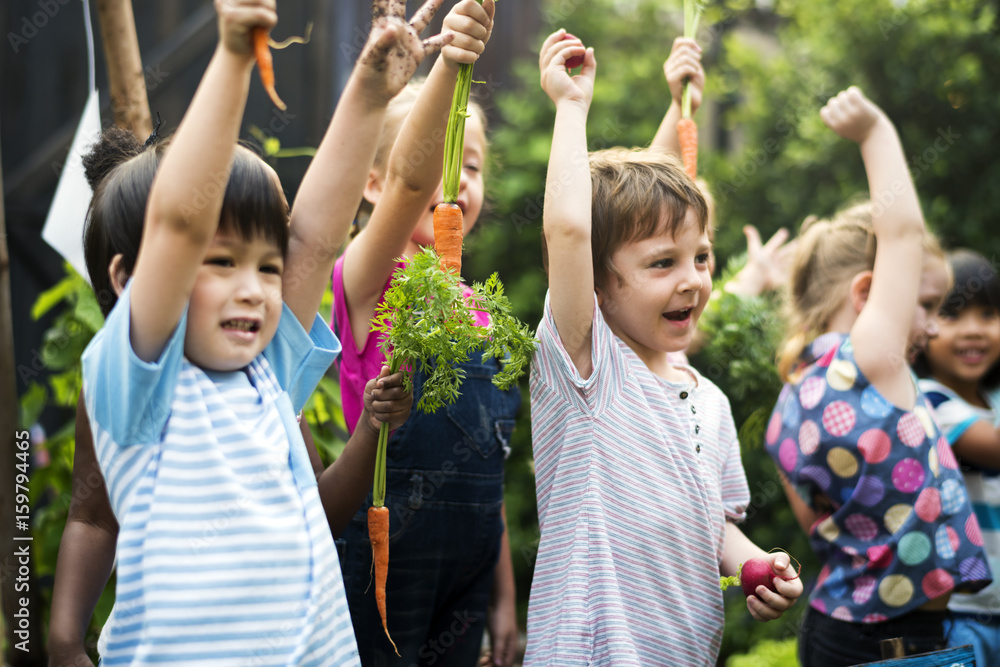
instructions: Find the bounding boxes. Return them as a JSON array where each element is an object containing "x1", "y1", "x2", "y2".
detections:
[
  {"x1": 55, "y1": 0, "x2": 452, "y2": 663},
  {"x1": 916, "y1": 249, "x2": 1000, "y2": 667}
]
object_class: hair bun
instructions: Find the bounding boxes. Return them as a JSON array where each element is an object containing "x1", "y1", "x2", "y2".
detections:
[{"x1": 82, "y1": 126, "x2": 144, "y2": 191}]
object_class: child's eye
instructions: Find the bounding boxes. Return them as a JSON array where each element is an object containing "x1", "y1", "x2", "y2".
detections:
[
  {"x1": 207, "y1": 257, "x2": 233, "y2": 268},
  {"x1": 260, "y1": 263, "x2": 282, "y2": 275},
  {"x1": 981, "y1": 308, "x2": 999, "y2": 320},
  {"x1": 696, "y1": 253, "x2": 711, "y2": 265},
  {"x1": 651, "y1": 258, "x2": 674, "y2": 269},
  {"x1": 464, "y1": 163, "x2": 481, "y2": 174}
]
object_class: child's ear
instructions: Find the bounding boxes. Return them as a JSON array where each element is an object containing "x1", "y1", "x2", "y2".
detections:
[
  {"x1": 108, "y1": 253, "x2": 129, "y2": 296},
  {"x1": 363, "y1": 169, "x2": 385, "y2": 206},
  {"x1": 849, "y1": 270, "x2": 873, "y2": 314}
]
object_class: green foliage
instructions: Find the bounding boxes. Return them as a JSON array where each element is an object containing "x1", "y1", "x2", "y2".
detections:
[
  {"x1": 371, "y1": 248, "x2": 536, "y2": 414},
  {"x1": 725, "y1": 638, "x2": 798, "y2": 667}
]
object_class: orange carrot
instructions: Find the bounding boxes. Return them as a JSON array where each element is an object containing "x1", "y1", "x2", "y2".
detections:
[
  {"x1": 368, "y1": 505, "x2": 399, "y2": 655},
  {"x1": 433, "y1": 202, "x2": 463, "y2": 275},
  {"x1": 677, "y1": 117, "x2": 698, "y2": 181},
  {"x1": 252, "y1": 27, "x2": 286, "y2": 111}
]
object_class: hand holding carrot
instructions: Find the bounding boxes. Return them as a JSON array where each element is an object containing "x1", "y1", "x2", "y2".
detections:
[
  {"x1": 214, "y1": 0, "x2": 276, "y2": 59},
  {"x1": 664, "y1": 37, "x2": 704, "y2": 115},
  {"x1": 361, "y1": 365, "x2": 413, "y2": 436},
  {"x1": 441, "y1": 0, "x2": 495, "y2": 68},
  {"x1": 540, "y1": 29, "x2": 596, "y2": 107},
  {"x1": 820, "y1": 86, "x2": 888, "y2": 145},
  {"x1": 744, "y1": 551, "x2": 804, "y2": 622},
  {"x1": 356, "y1": 0, "x2": 453, "y2": 105}
]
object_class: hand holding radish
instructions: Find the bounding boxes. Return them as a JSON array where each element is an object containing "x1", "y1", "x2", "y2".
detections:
[
  {"x1": 360, "y1": 365, "x2": 413, "y2": 436},
  {"x1": 215, "y1": 0, "x2": 277, "y2": 59},
  {"x1": 820, "y1": 86, "x2": 888, "y2": 145},
  {"x1": 665, "y1": 37, "x2": 704, "y2": 115},
  {"x1": 540, "y1": 29, "x2": 595, "y2": 107},
  {"x1": 356, "y1": 0, "x2": 453, "y2": 104},
  {"x1": 742, "y1": 552, "x2": 804, "y2": 622},
  {"x1": 441, "y1": 0, "x2": 495, "y2": 68}
]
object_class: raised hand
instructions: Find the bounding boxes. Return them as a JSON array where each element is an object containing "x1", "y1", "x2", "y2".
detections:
[
  {"x1": 441, "y1": 0, "x2": 495, "y2": 67},
  {"x1": 664, "y1": 37, "x2": 704, "y2": 113},
  {"x1": 214, "y1": 0, "x2": 276, "y2": 58},
  {"x1": 539, "y1": 29, "x2": 595, "y2": 106},
  {"x1": 357, "y1": 0, "x2": 453, "y2": 103},
  {"x1": 362, "y1": 366, "x2": 413, "y2": 435},
  {"x1": 820, "y1": 86, "x2": 887, "y2": 144}
]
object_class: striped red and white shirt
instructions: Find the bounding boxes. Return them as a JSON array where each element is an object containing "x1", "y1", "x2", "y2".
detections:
[{"x1": 524, "y1": 293, "x2": 750, "y2": 666}]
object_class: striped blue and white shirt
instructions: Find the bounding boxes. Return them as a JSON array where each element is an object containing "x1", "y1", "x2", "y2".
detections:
[
  {"x1": 524, "y1": 293, "x2": 750, "y2": 667},
  {"x1": 82, "y1": 282, "x2": 359, "y2": 666}
]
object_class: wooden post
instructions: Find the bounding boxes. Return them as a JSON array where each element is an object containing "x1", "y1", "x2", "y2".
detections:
[
  {"x1": 95, "y1": 0, "x2": 152, "y2": 136},
  {"x1": 0, "y1": 131, "x2": 46, "y2": 665}
]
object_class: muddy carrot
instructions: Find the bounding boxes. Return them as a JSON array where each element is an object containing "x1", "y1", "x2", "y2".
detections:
[
  {"x1": 677, "y1": 117, "x2": 698, "y2": 181},
  {"x1": 434, "y1": 202, "x2": 464, "y2": 275},
  {"x1": 368, "y1": 505, "x2": 398, "y2": 655},
  {"x1": 252, "y1": 27, "x2": 286, "y2": 110}
]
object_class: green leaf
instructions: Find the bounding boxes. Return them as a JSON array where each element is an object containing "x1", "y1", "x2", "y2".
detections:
[
  {"x1": 19, "y1": 383, "x2": 47, "y2": 429},
  {"x1": 32, "y1": 275, "x2": 76, "y2": 320}
]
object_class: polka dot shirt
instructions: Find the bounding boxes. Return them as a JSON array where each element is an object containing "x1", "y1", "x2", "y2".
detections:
[{"x1": 767, "y1": 333, "x2": 991, "y2": 621}]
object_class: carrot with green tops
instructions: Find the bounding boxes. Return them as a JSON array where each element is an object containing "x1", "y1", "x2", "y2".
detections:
[
  {"x1": 677, "y1": 0, "x2": 701, "y2": 181},
  {"x1": 252, "y1": 26, "x2": 286, "y2": 110}
]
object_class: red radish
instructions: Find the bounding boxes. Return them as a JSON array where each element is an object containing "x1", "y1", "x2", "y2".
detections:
[
  {"x1": 562, "y1": 33, "x2": 585, "y2": 69},
  {"x1": 740, "y1": 556, "x2": 801, "y2": 599}
]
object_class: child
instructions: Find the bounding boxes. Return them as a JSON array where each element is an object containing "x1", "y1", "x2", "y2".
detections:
[
  {"x1": 76, "y1": 0, "x2": 443, "y2": 662},
  {"x1": 330, "y1": 3, "x2": 520, "y2": 665},
  {"x1": 766, "y1": 89, "x2": 991, "y2": 666},
  {"x1": 915, "y1": 249, "x2": 1000, "y2": 667},
  {"x1": 525, "y1": 30, "x2": 802, "y2": 666}
]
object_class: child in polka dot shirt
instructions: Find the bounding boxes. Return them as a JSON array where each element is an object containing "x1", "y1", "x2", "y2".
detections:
[{"x1": 767, "y1": 88, "x2": 991, "y2": 667}]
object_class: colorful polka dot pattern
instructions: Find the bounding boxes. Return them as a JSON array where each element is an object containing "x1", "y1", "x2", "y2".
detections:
[{"x1": 766, "y1": 333, "x2": 989, "y2": 623}]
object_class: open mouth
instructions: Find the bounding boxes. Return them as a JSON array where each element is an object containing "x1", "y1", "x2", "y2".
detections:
[
  {"x1": 956, "y1": 347, "x2": 988, "y2": 363},
  {"x1": 221, "y1": 319, "x2": 260, "y2": 333},
  {"x1": 664, "y1": 308, "x2": 693, "y2": 322}
]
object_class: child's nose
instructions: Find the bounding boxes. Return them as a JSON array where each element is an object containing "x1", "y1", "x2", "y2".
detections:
[
  {"x1": 677, "y1": 263, "x2": 703, "y2": 293},
  {"x1": 235, "y1": 269, "x2": 266, "y2": 303}
]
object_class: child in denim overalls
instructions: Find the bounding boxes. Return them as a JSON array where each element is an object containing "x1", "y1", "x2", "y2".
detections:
[{"x1": 330, "y1": 2, "x2": 521, "y2": 665}]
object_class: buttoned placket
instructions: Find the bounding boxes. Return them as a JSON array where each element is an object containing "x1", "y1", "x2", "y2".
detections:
[{"x1": 678, "y1": 389, "x2": 701, "y2": 455}]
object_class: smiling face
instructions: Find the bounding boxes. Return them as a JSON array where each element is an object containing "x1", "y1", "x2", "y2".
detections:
[
  {"x1": 409, "y1": 112, "x2": 486, "y2": 252},
  {"x1": 926, "y1": 302, "x2": 1000, "y2": 393},
  {"x1": 184, "y1": 230, "x2": 285, "y2": 372},
  {"x1": 597, "y1": 207, "x2": 711, "y2": 374},
  {"x1": 905, "y1": 255, "x2": 950, "y2": 365}
]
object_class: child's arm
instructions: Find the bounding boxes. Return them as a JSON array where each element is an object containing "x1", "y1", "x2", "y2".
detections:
[
  {"x1": 284, "y1": 0, "x2": 450, "y2": 330},
  {"x1": 130, "y1": 0, "x2": 271, "y2": 362},
  {"x1": 486, "y1": 506, "x2": 518, "y2": 667},
  {"x1": 47, "y1": 396, "x2": 117, "y2": 667},
  {"x1": 341, "y1": 0, "x2": 495, "y2": 340},
  {"x1": 317, "y1": 367, "x2": 412, "y2": 536},
  {"x1": 649, "y1": 37, "x2": 703, "y2": 155},
  {"x1": 540, "y1": 30, "x2": 598, "y2": 378},
  {"x1": 721, "y1": 522, "x2": 803, "y2": 622},
  {"x1": 948, "y1": 422, "x2": 1000, "y2": 469},
  {"x1": 822, "y1": 88, "x2": 926, "y2": 408}
]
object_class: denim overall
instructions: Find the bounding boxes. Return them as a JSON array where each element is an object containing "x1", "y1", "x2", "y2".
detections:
[{"x1": 337, "y1": 350, "x2": 521, "y2": 666}]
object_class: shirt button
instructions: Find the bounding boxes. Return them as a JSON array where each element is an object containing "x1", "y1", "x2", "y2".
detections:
[
  {"x1": 696, "y1": 444, "x2": 701, "y2": 454},
  {"x1": 691, "y1": 406, "x2": 697, "y2": 415},
  {"x1": 679, "y1": 391, "x2": 689, "y2": 399},
  {"x1": 695, "y1": 425, "x2": 700, "y2": 434}
]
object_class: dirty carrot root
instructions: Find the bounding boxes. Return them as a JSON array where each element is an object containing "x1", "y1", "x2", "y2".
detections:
[
  {"x1": 677, "y1": 117, "x2": 698, "y2": 181},
  {"x1": 368, "y1": 505, "x2": 398, "y2": 655},
  {"x1": 434, "y1": 202, "x2": 464, "y2": 275},
  {"x1": 252, "y1": 27, "x2": 286, "y2": 111}
]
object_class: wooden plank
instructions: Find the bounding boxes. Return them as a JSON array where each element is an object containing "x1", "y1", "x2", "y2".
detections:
[{"x1": 95, "y1": 0, "x2": 151, "y2": 136}]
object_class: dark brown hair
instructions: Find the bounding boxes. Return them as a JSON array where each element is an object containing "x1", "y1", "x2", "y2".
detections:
[{"x1": 83, "y1": 129, "x2": 289, "y2": 316}]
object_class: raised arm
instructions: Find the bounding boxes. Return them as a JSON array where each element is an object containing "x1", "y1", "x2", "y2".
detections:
[
  {"x1": 129, "y1": 0, "x2": 271, "y2": 362},
  {"x1": 341, "y1": 0, "x2": 495, "y2": 330},
  {"x1": 823, "y1": 88, "x2": 926, "y2": 407},
  {"x1": 540, "y1": 30, "x2": 597, "y2": 378},
  {"x1": 284, "y1": 0, "x2": 450, "y2": 329},
  {"x1": 649, "y1": 37, "x2": 703, "y2": 155}
]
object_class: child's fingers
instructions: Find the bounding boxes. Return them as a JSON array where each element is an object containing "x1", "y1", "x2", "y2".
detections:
[
  {"x1": 408, "y1": 0, "x2": 443, "y2": 35},
  {"x1": 579, "y1": 47, "x2": 597, "y2": 76},
  {"x1": 746, "y1": 594, "x2": 782, "y2": 622},
  {"x1": 772, "y1": 573, "x2": 803, "y2": 599},
  {"x1": 422, "y1": 30, "x2": 454, "y2": 57},
  {"x1": 762, "y1": 227, "x2": 790, "y2": 253},
  {"x1": 743, "y1": 225, "x2": 763, "y2": 255},
  {"x1": 539, "y1": 29, "x2": 568, "y2": 67},
  {"x1": 671, "y1": 36, "x2": 701, "y2": 53}
]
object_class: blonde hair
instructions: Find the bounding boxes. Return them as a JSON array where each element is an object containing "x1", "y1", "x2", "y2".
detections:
[
  {"x1": 776, "y1": 201, "x2": 945, "y2": 381},
  {"x1": 589, "y1": 148, "x2": 708, "y2": 288},
  {"x1": 354, "y1": 79, "x2": 489, "y2": 228}
]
